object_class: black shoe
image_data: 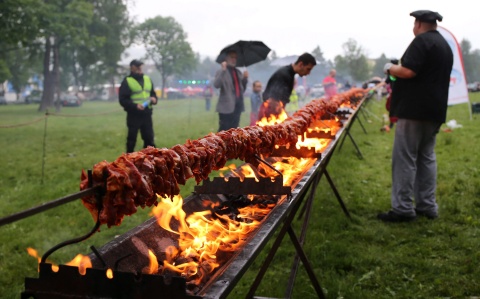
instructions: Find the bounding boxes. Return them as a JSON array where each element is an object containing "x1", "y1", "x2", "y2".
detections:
[
  {"x1": 414, "y1": 208, "x2": 439, "y2": 220},
  {"x1": 377, "y1": 211, "x2": 417, "y2": 223}
]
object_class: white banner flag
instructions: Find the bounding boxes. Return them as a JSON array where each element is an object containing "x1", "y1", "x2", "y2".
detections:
[{"x1": 437, "y1": 26, "x2": 470, "y2": 105}]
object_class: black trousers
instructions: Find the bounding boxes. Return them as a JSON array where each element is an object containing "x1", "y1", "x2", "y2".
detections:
[
  {"x1": 218, "y1": 107, "x2": 242, "y2": 132},
  {"x1": 126, "y1": 112, "x2": 155, "y2": 153}
]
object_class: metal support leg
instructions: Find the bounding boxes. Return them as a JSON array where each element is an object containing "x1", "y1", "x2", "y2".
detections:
[
  {"x1": 297, "y1": 168, "x2": 323, "y2": 220},
  {"x1": 287, "y1": 225, "x2": 326, "y2": 299},
  {"x1": 360, "y1": 104, "x2": 369, "y2": 122},
  {"x1": 346, "y1": 130, "x2": 363, "y2": 158},
  {"x1": 324, "y1": 169, "x2": 351, "y2": 219},
  {"x1": 246, "y1": 178, "x2": 319, "y2": 299},
  {"x1": 356, "y1": 112, "x2": 368, "y2": 134},
  {"x1": 285, "y1": 173, "x2": 320, "y2": 298},
  {"x1": 337, "y1": 128, "x2": 349, "y2": 152}
]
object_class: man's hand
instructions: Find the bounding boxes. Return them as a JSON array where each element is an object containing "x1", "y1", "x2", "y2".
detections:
[
  {"x1": 221, "y1": 61, "x2": 227, "y2": 70},
  {"x1": 150, "y1": 97, "x2": 157, "y2": 104},
  {"x1": 244, "y1": 70, "x2": 249, "y2": 79},
  {"x1": 137, "y1": 103, "x2": 145, "y2": 110},
  {"x1": 383, "y1": 63, "x2": 393, "y2": 75}
]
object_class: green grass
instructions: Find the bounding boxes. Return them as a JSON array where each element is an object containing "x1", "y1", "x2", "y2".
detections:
[{"x1": 1, "y1": 94, "x2": 480, "y2": 298}]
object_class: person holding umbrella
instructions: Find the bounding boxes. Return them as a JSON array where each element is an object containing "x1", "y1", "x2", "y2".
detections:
[
  {"x1": 214, "y1": 50, "x2": 249, "y2": 131},
  {"x1": 259, "y1": 53, "x2": 316, "y2": 120},
  {"x1": 213, "y1": 41, "x2": 271, "y2": 131}
]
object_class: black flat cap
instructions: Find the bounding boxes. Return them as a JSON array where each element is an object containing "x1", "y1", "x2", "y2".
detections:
[
  {"x1": 410, "y1": 10, "x2": 443, "y2": 23},
  {"x1": 130, "y1": 59, "x2": 144, "y2": 67}
]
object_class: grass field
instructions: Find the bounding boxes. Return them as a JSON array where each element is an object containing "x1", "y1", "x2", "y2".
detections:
[{"x1": 1, "y1": 94, "x2": 479, "y2": 298}]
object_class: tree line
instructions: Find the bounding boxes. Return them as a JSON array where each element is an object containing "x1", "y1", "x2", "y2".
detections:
[{"x1": 2, "y1": 1, "x2": 479, "y2": 112}]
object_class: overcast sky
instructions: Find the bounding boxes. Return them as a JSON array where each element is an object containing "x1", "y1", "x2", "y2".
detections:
[{"x1": 123, "y1": 0, "x2": 479, "y2": 63}]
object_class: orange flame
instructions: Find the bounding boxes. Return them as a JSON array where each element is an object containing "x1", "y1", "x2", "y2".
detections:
[
  {"x1": 143, "y1": 249, "x2": 159, "y2": 274},
  {"x1": 152, "y1": 195, "x2": 263, "y2": 283},
  {"x1": 106, "y1": 268, "x2": 113, "y2": 279},
  {"x1": 296, "y1": 134, "x2": 330, "y2": 153},
  {"x1": 256, "y1": 101, "x2": 288, "y2": 126},
  {"x1": 27, "y1": 248, "x2": 91, "y2": 275}
]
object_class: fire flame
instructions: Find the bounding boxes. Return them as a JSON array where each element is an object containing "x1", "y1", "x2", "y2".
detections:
[
  {"x1": 106, "y1": 268, "x2": 113, "y2": 279},
  {"x1": 27, "y1": 248, "x2": 91, "y2": 275},
  {"x1": 256, "y1": 102, "x2": 288, "y2": 126},
  {"x1": 151, "y1": 195, "x2": 264, "y2": 284},
  {"x1": 143, "y1": 249, "x2": 159, "y2": 274},
  {"x1": 296, "y1": 134, "x2": 330, "y2": 153}
]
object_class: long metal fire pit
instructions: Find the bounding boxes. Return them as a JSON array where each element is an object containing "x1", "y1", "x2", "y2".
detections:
[{"x1": 22, "y1": 97, "x2": 366, "y2": 299}]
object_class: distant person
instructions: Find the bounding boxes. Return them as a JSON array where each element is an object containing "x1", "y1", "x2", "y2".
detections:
[
  {"x1": 259, "y1": 53, "x2": 316, "y2": 120},
  {"x1": 250, "y1": 81, "x2": 262, "y2": 126},
  {"x1": 323, "y1": 69, "x2": 337, "y2": 100},
  {"x1": 119, "y1": 60, "x2": 158, "y2": 153},
  {"x1": 288, "y1": 79, "x2": 299, "y2": 113},
  {"x1": 214, "y1": 50, "x2": 248, "y2": 131},
  {"x1": 345, "y1": 81, "x2": 352, "y2": 90},
  {"x1": 204, "y1": 84, "x2": 213, "y2": 111},
  {"x1": 377, "y1": 10, "x2": 453, "y2": 222}
]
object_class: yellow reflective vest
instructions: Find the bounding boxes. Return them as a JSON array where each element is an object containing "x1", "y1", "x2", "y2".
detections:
[
  {"x1": 126, "y1": 75, "x2": 153, "y2": 107},
  {"x1": 288, "y1": 89, "x2": 299, "y2": 112}
]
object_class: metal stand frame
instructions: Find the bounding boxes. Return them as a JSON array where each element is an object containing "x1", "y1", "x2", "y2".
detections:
[
  {"x1": 338, "y1": 109, "x2": 364, "y2": 159},
  {"x1": 246, "y1": 137, "x2": 351, "y2": 299}
]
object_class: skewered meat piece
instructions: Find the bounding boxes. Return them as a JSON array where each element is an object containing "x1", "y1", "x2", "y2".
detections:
[{"x1": 80, "y1": 88, "x2": 368, "y2": 227}]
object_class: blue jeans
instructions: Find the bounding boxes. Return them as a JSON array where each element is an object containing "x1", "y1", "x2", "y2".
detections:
[{"x1": 206, "y1": 98, "x2": 211, "y2": 111}]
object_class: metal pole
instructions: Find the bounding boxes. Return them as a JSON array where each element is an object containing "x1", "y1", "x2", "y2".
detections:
[
  {"x1": 325, "y1": 169, "x2": 351, "y2": 219},
  {"x1": 287, "y1": 225, "x2": 326, "y2": 299},
  {"x1": 285, "y1": 172, "x2": 321, "y2": 298},
  {"x1": 246, "y1": 186, "x2": 309, "y2": 299},
  {"x1": 41, "y1": 111, "x2": 48, "y2": 184},
  {"x1": 356, "y1": 113, "x2": 368, "y2": 134}
]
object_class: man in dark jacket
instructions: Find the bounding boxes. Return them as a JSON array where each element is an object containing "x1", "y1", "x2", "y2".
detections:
[
  {"x1": 259, "y1": 53, "x2": 316, "y2": 120},
  {"x1": 377, "y1": 10, "x2": 453, "y2": 222},
  {"x1": 119, "y1": 60, "x2": 158, "y2": 153}
]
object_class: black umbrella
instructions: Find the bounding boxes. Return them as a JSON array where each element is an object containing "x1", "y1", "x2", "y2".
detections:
[{"x1": 216, "y1": 41, "x2": 271, "y2": 67}]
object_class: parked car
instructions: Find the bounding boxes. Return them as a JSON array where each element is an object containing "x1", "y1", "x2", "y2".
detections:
[
  {"x1": 55, "y1": 94, "x2": 82, "y2": 107},
  {"x1": 25, "y1": 90, "x2": 42, "y2": 104},
  {"x1": 0, "y1": 96, "x2": 7, "y2": 105},
  {"x1": 467, "y1": 83, "x2": 480, "y2": 92},
  {"x1": 309, "y1": 84, "x2": 325, "y2": 98}
]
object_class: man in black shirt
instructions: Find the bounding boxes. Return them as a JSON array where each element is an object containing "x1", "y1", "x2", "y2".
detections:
[
  {"x1": 259, "y1": 53, "x2": 316, "y2": 120},
  {"x1": 119, "y1": 60, "x2": 158, "y2": 153},
  {"x1": 377, "y1": 10, "x2": 453, "y2": 222}
]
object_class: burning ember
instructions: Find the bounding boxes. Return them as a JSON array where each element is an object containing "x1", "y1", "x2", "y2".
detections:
[
  {"x1": 307, "y1": 119, "x2": 342, "y2": 136},
  {"x1": 27, "y1": 248, "x2": 92, "y2": 275},
  {"x1": 296, "y1": 134, "x2": 330, "y2": 153}
]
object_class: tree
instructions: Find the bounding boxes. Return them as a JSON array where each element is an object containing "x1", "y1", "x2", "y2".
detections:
[
  {"x1": 0, "y1": 60, "x2": 11, "y2": 86},
  {"x1": 0, "y1": 0, "x2": 43, "y2": 49},
  {"x1": 334, "y1": 39, "x2": 371, "y2": 82},
  {"x1": 7, "y1": 49, "x2": 34, "y2": 100},
  {"x1": 311, "y1": 45, "x2": 326, "y2": 65},
  {"x1": 460, "y1": 39, "x2": 480, "y2": 83},
  {"x1": 136, "y1": 16, "x2": 197, "y2": 90},
  {"x1": 95, "y1": 0, "x2": 132, "y2": 97},
  {"x1": 38, "y1": 0, "x2": 94, "y2": 112},
  {"x1": 372, "y1": 53, "x2": 391, "y2": 78}
]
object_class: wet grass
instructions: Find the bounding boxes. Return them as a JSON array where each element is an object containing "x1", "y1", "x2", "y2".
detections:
[{"x1": 0, "y1": 94, "x2": 479, "y2": 298}]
